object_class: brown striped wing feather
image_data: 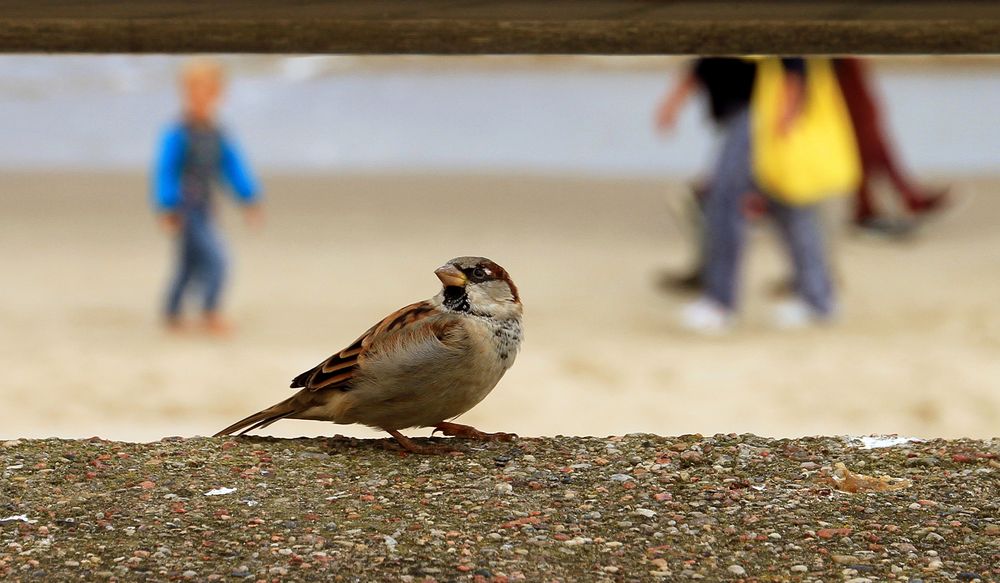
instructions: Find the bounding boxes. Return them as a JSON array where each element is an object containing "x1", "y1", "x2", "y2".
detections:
[{"x1": 290, "y1": 300, "x2": 441, "y2": 391}]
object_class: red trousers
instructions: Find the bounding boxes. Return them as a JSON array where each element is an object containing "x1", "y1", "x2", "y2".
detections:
[{"x1": 836, "y1": 58, "x2": 933, "y2": 220}]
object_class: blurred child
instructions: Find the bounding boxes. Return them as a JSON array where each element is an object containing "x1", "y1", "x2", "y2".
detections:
[{"x1": 152, "y1": 58, "x2": 262, "y2": 335}]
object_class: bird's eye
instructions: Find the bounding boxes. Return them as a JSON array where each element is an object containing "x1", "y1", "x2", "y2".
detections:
[{"x1": 472, "y1": 267, "x2": 487, "y2": 280}]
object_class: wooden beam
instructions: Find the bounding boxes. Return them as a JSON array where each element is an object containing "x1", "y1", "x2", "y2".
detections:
[{"x1": 1, "y1": 1, "x2": 998, "y2": 54}]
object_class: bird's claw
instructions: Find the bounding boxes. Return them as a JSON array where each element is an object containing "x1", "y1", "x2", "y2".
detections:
[
  {"x1": 386, "y1": 429, "x2": 463, "y2": 455},
  {"x1": 432, "y1": 422, "x2": 518, "y2": 442}
]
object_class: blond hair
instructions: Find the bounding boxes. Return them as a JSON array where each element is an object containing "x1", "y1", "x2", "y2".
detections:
[{"x1": 180, "y1": 57, "x2": 225, "y2": 86}]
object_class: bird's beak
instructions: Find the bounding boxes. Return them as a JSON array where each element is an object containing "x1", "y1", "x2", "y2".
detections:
[{"x1": 435, "y1": 264, "x2": 467, "y2": 287}]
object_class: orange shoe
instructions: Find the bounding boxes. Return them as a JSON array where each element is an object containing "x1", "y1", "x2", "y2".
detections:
[
  {"x1": 203, "y1": 313, "x2": 234, "y2": 337},
  {"x1": 165, "y1": 317, "x2": 188, "y2": 334}
]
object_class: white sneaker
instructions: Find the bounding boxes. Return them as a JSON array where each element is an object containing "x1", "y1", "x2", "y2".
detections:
[
  {"x1": 681, "y1": 297, "x2": 734, "y2": 334},
  {"x1": 772, "y1": 298, "x2": 835, "y2": 329}
]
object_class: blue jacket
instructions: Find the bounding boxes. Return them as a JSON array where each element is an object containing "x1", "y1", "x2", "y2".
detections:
[{"x1": 152, "y1": 122, "x2": 260, "y2": 213}]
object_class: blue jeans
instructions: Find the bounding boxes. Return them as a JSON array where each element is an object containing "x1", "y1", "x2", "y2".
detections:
[
  {"x1": 165, "y1": 210, "x2": 227, "y2": 319},
  {"x1": 703, "y1": 108, "x2": 835, "y2": 315}
]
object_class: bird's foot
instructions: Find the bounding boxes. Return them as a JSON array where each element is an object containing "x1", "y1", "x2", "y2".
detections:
[
  {"x1": 386, "y1": 430, "x2": 461, "y2": 455},
  {"x1": 432, "y1": 422, "x2": 517, "y2": 442}
]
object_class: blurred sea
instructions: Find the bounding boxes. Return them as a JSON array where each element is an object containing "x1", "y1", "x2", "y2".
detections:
[{"x1": 0, "y1": 55, "x2": 996, "y2": 177}]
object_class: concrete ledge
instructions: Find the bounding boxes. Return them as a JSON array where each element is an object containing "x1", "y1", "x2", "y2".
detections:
[
  {"x1": 2, "y1": 433, "x2": 998, "y2": 580},
  {"x1": 1, "y1": 1, "x2": 999, "y2": 54}
]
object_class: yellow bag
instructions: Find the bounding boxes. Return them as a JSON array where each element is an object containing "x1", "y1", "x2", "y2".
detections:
[{"x1": 751, "y1": 58, "x2": 861, "y2": 205}]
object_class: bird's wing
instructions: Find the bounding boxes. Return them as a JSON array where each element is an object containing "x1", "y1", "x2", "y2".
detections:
[{"x1": 290, "y1": 300, "x2": 450, "y2": 391}]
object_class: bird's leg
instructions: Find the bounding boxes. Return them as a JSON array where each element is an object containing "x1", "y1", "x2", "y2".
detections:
[
  {"x1": 386, "y1": 429, "x2": 457, "y2": 455},
  {"x1": 432, "y1": 422, "x2": 517, "y2": 442}
]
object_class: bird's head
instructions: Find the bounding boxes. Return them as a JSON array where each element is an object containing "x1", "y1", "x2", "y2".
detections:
[{"x1": 435, "y1": 256, "x2": 521, "y2": 318}]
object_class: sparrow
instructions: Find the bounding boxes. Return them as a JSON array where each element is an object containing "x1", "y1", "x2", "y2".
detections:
[{"x1": 215, "y1": 256, "x2": 523, "y2": 454}]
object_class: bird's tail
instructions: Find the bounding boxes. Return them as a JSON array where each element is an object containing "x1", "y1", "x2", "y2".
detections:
[{"x1": 214, "y1": 396, "x2": 299, "y2": 437}]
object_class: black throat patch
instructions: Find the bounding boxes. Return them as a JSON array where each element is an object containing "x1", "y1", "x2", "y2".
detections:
[{"x1": 443, "y1": 286, "x2": 471, "y2": 313}]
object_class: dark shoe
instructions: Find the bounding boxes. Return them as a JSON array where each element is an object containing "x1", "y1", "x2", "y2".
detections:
[
  {"x1": 766, "y1": 277, "x2": 796, "y2": 299},
  {"x1": 853, "y1": 216, "x2": 917, "y2": 240},
  {"x1": 910, "y1": 188, "x2": 949, "y2": 217},
  {"x1": 657, "y1": 270, "x2": 704, "y2": 294}
]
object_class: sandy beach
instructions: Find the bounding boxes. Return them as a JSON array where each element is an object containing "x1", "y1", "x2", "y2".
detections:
[{"x1": 1, "y1": 171, "x2": 998, "y2": 442}]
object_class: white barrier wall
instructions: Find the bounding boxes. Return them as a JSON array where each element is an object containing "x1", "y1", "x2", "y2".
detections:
[{"x1": 0, "y1": 56, "x2": 995, "y2": 177}]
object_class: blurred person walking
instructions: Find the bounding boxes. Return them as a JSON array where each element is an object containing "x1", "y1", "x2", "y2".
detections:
[
  {"x1": 835, "y1": 58, "x2": 948, "y2": 237},
  {"x1": 152, "y1": 59, "x2": 262, "y2": 335},
  {"x1": 656, "y1": 59, "x2": 758, "y2": 296},
  {"x1": 657, "y1": 58, "x2": 857, "y2": 332},
  {"x1": 658, "y1": 58, "x2": 944, "y2": 300}
]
